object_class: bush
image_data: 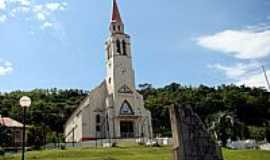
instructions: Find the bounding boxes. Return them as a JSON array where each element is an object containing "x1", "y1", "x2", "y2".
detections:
[
  {"x1": 0, "y1": 147, "x2": 5, "y2": 156},
  {"x1": 60, "y1": 145, "x2": 66, "y2": 150},
  {"x1": 111, "y1": 142, "x2": 117, "y2": 147},
  {"x1": 0, "y1": 126, "x2": 12, "y2": 147},
  {"x1": 266, "y1": 127, "x2": 270, "y2": 142},
  {"x1": 248, "y1": 126, "x2": 266, "y2": 140}
]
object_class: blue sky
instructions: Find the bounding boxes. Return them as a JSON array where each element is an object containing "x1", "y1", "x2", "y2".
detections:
[{"x1": 0, "y1": 0, "x2": 270, "y2": 92}]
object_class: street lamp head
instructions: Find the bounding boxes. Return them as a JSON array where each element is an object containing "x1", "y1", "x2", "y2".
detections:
[{"x1": 19, "y1": 96, "x2": 32, "y2": 108}]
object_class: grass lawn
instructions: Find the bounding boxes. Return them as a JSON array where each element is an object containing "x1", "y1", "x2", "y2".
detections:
[
  {"x1": 223, "y1": 149, "x2": 270, "y2": 160},
  {"x1": 1, "y1": 145, "x2": 270, "y2": 160}
]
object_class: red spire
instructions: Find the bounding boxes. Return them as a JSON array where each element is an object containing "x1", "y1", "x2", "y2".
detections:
[{"x1": 112, "y1": 0, "x2": 123, "y2": 23}]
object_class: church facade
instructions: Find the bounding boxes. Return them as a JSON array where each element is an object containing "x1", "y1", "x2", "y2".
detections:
[{"x1": 64, "y1": 0, "x2": 153, "y2": 142}]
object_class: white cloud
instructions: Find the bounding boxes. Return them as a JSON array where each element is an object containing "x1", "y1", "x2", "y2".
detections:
[
  {"x1": 209, "y1": 62, "x2": 260, "y2": 80},
  {"x1": 36, "y1": 12, "x2": 45, "y2": 21},
  {"x1": 197, "y1": 24, "x2": 270, "y2": 89},
  {"x1": 0, "y1": 0, "x2": 6, "y2": 10},
  {"x1": 8, "y1": 0, "x2": 31, "y2": 6},
  {"x1": 17, "y1": 0, "x2": 31, "y2": 6},
  {"x1": 210, "y1": 62, "x2": 270, "y2": 90},
  {"x1": 32, "y1": 4, "x2": 42, "y2": 12},
  {"x1": 0, "y1": 15, "x2": 7, "y2": 22},
  {"x1": 0, "y1": 0, "x2": 67, "y2": 30},
  {"x1": 0, "y1": 59, "x2": 13, "y2": 76},
  {"x1": 46, "y1": 2, "x2": 67, "y2": 12},
  {"x1": 32, "y1": 2, "x2": 67, "y2": 29},
  {"x1": 4, "y1": 61, "x2": 12, "y2": 66},
  {"x1": 32, "y1": 2, "x2": 67, "y2": 14},
  {"x1": 11, "y1": 6, "x2": 31, "y2": 15},
  {"x1": 41, "y1": 21, "x2": 53, "y2": 29},
  {"x1": 237, "y1": 70, "x2": 270, "y2": 90},
  {"x1": 197, "y1": 27, "x2": 270, "y2": 59}
]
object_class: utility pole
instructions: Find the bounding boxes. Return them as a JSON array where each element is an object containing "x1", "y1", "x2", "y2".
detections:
[{"x1": 262, "y1": 65, "x2": 270, "y2": 90}]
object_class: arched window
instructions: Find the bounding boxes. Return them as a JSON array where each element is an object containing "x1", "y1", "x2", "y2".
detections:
[
  {"x1": 116, "y1": 39, "x2": 121, "y2": 54},
  {"x1": 118, "y1": 25, "x2": 121, "y2": 31},
  {"x1": 113, "y1": 25, "x2": 116, "y2": 31},
  {"x1": 122, "y1": 40, "x2": 127, "y2": 55},
  {"x1": 120, "y1": 101, "x2": 134, "y2": 115},
  {"x1": 108, "y1": 77, "x2": 111, "y2": 84},
  {"x1": 96, "y1": 125, "x2": 101, "y2": 132},
  {"x1": 96, "y1": 114, "x2": 100, "y2": 123},
  {"x1": 106, "y1": 114, "x2": 110, "y2": 132},
  {"x1": 107, "y1": 46, "x2": 111, "y2": 60}
]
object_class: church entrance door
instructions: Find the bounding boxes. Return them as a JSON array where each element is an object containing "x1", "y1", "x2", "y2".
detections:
[{"x1": 120, "y1": 121, "x2": 134, "y2": 138}]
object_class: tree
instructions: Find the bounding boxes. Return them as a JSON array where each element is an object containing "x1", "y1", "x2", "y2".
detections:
[
  {"x1": 1, "y1": 84, "x2": 269, "y2": 148},
  {"x1": 0, "y1": 125, "x2": 11, "y2": 147}
]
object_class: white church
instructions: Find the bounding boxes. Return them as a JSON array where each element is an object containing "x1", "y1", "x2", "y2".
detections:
[{"x1": 64, "y1": 0, "x2": 153, "y2": 142}]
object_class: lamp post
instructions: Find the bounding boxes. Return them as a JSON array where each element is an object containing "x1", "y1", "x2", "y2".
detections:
[{"x1": 19, "y1": 96, "x2": 31, "y2": 160}]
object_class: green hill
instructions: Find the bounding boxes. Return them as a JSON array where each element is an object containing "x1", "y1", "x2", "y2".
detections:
[{"x1": 1, "y1": 83, "x2": 270, "y2": 147}]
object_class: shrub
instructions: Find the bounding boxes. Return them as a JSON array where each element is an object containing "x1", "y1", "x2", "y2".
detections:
[
  {"x1": 60, "y1": 145, "x2": 66, "y2": 150},
  {"x1": 248, "y1": 126, "x2": 266, "y2": 140},
  {"x1": 111, "y1": 142, "x2": 117, "y2": 147},
  {"x1": 266, "y1": 127, "x2": 270, "y2": 142},
  {"x1": 0, "y1": 147, "x2": 5, "y2": 156}
]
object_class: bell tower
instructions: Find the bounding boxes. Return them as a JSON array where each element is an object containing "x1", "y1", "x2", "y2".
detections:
[{"x1": 105, "y1": 0, "x2": 135, "y2": 96}]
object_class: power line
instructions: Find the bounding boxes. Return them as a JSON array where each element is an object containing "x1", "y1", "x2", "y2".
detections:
[{"x1": 262, "y1": 65, "x2": 270, "y2": 91}]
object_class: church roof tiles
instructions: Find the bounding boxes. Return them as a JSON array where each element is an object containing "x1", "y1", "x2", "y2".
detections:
[{"x1": 0, "y1": 117, "x2": 23, "y2": 128}]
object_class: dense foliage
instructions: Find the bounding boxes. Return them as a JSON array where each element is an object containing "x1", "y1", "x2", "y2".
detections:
[
  {"x1": 0, "y1": 89, "x2": 87, "y2": 147},
  {"x1": 0, "y1": 83, "x2": 270, "y2": 147},
  {"x1": 0, "y1": 125, "x2": 11, "y2": 147},
  {"x1": 138, "y1": 83, "x2": 270, "y2": 144}
]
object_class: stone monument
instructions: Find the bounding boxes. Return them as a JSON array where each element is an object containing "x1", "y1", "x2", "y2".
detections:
[{"x1": 169, "y1": 104, "x2": 223, "y2": 160}]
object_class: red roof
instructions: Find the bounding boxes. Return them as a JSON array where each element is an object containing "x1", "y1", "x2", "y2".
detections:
[
  {"x1": 0, "y1": 117, "x2": 23, "y2": 128},
  {"x1": 112, "y1": 0, "x2": 122, "y2": 23}
]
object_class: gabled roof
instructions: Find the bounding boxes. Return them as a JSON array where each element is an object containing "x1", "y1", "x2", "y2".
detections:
[
  {"x1": 64, "y1": 80, "x2": 107, "y2": 127},
  {"x1": 111, "y1": 0, "x2": 123, "y2": 23},
  {"x1": 0, "y1": 117, "x2": 23, "y2": 128}
]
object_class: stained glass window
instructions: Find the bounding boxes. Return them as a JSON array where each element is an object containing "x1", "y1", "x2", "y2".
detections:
[{"x1": 120, "y1": 101, "x2": 134, "y2": 115}]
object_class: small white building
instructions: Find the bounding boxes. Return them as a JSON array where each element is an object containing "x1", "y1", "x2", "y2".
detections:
[{"x1": 64, "y1": 0, "x2": 153, "y2": 142}]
